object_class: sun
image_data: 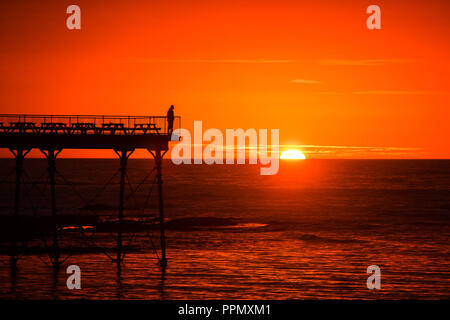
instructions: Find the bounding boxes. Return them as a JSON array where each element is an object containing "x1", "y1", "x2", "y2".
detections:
[{"x1": 280, "y1": 149, "x2": 306, "y2": 160}]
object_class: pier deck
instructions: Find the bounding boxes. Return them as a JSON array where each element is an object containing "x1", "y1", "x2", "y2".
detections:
[{"x1": 0, "y1": 114, "x2": 180, "y2": 150}]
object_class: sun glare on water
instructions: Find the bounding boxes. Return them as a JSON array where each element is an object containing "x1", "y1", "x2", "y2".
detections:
[{"x1": 280, "y1": 149, "x2": 306, "y2": 160}]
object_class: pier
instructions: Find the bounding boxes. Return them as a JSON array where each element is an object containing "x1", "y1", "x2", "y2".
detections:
[{"x1": 0, "y1": 114, "x2": 180, "y2": 272}]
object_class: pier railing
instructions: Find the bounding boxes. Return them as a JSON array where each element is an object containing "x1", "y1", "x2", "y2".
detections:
[{"x1": 0, "y1": 114, "x2": 181, "y2": 136}]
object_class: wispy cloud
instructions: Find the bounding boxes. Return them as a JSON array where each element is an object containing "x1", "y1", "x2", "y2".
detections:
[
  {"x1": 281, "y1": 144, "x2": 423, "y2": 158},
  {"x1": 318, "y1": 59, "x2": 413, "y2": 66},
  {"x1": 124, "y1": 57, "x2": 414, "y2": 66},
  {"x1": 181, "y1": 143, "x2": 422, "y2": 157},
  {"x1": 316, "y1": 91, "x2": 343, "y2": 95},
  {"x1": 354, "y1": 90, "x2": 450, "y2": 95},
  {"x1": 309, "y1": 90, "x2": 449, "y2": 96},
  {"x1": 125, "y1": 58, "x2": 294, "y2": 64},
  {"x1": 290, "y1": 144, "x2": 421, "y2": 151},
  {"x1": 291, "y1": 79, "x2": 322, "y2": 84}
]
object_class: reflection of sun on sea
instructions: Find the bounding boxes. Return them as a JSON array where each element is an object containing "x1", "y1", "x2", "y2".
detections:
[{"x1": 280, "y1": 149, "x2": 306, "y2": 160}]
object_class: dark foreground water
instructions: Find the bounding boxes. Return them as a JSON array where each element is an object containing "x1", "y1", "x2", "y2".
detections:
[{"x1": 0, "y1": 159, "x2": 448, "y2": 299}]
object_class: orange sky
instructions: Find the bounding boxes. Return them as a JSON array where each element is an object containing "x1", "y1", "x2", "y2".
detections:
[{"x1": 0, "y1": 0, "x2": 449, "y2": 158}]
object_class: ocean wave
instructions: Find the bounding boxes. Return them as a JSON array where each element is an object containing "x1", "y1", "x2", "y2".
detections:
[{"x1": 298, "y1": 233, "x2": 366, "y2": 244}]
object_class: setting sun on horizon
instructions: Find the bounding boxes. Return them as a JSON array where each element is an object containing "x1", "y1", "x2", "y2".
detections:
[{"x1": 280, "y1": 150, "x2": 306, "y2": 160}]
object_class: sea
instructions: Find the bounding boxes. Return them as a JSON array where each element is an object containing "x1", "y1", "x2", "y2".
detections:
[{"x1": 0, "y1": 159, "x2": 448, "y2": 299}]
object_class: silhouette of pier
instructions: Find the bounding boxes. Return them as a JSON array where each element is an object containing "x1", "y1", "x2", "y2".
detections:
[{"x1": 0, "y1": 114, "x2": 180, "y2": 272}]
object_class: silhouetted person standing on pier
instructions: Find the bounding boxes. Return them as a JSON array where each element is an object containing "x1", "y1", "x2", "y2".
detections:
[{"x1": 167, "y1": 105, "x2": 175, "y2": 135}]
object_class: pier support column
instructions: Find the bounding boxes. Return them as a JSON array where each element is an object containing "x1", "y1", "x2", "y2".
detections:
[
  {"x1": 9, "y1": 148, "x2": 30, "y2": 267},
  {"x1": 41, "y1": 148, "x2": 62, "y2": 271},
  {"x1": 149, "y1": 149, "x2": 168, "y2": 271},
  {"x1": 114, "y1": 149, "x2": 134, "y2": 270}
]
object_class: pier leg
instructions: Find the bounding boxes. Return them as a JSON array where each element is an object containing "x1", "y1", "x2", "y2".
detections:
[
  {"x1": 155, "y1": 150, "x2": 167, "y2": 271},
  {"x1": 9, "y1": 149, "x2": 29, "y2": 267},
  {"x1": 114, "y1": 149, "x2": 134, "y2": 269},
  {"x1": 42, "y1": 149, "x2": 62, "y2": 270}
]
